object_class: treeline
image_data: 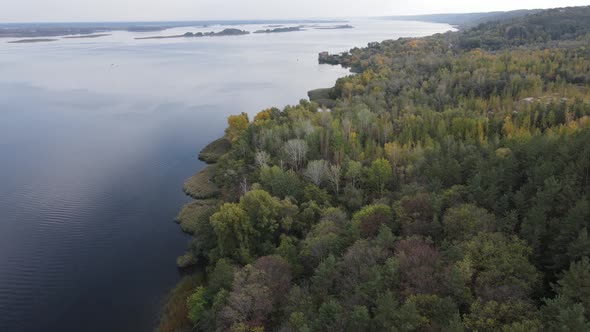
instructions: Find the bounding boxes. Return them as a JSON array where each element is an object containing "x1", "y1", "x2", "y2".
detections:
[
  {"x1": 159, "y1": 5, "x2": 590, "y2": 332},
  {"x1": 456, "y1": 6, "x2": 590, "y2": 50}
]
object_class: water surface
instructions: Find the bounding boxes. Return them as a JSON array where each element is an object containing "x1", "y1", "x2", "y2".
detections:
[{"x1": 0, "y1": 19, "x2": 452, "y2": 332}]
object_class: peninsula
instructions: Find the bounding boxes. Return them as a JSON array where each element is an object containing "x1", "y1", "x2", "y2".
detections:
[{"x1": 158, "y1": 5, "x2": 590, "y2": 332}]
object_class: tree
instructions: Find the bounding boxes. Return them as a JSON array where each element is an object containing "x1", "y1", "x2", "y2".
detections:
[
  {"x1": 225, "y1": 113, "x2": 249, "y2": 142},
  {"x1": 395, "y1": 193, "x2": 438, "y2": 239},
  {"x1": 304, "y1": 160, "x2": 328, "y2": 186},
  {"x1": 239, "y1": 189, "x2": 281, "y2": 252},
  {"x1": 326, "y1": 164, "x2": 342, "y2": 194},
  {"x1": 255, "y1": 150, "x2": 270, "y2": 168},
  {"x1": 345, "y1": 160, "x2": 363, "y2": 188},
  {"x1": 210, "y1": 203, "x2": 253, "y2": 263},
  {"x1": 284, "y1": 139, "x2": 308, "y2": 170},
  {"x1": 395, "y1": 238, "x2": 446, "y2": 296},
  {"x1": 352, "y1": 204, "x2": 394, "y2": 238},
  {"x1": 208, "y1": 258, "x2": 236, "y2": 295},
  {"x1": 310, "y1": 255, "x2": 340, "y2": 299},
  {"x1": 253, "y1": 256, "x2": 292, "y2": 304},
  {"x1": 218, "y1": 265, "x2": 273, "y2": 330},
  {"x1": 366, "y1": 158, "x2": 393, "y2": 196},
  {"x1": 347, "y1": 306, "x2": 371, "y2": 332},
  {"x1": 553, "y1": 257, "x2": 590, "y2": 317},
  {"x1": 187, "y1": 286, "x2": 207, "y2": 325},
  {"x1": 463, "y1": 299, "x2": 541, "y2": 331},
  {"x1": 373, "y1": 291, "x2": 427, "y2": 331},
  {"x1": 260, "y1": 166, "x2": 303, "y2": 200},
  {"x1": 406, "y1": 294, "x2": 460, "y2": 331},
  {"x1": 442, "y1": 204, "x2": 496, "y2": 242},
  {"x1": 459, "y1": 232, "x2": 540, "y2": 301},
  {"x1": 313, "y1": 300, "x2": 345, "y2": 332},
  {"x1": 303, "y1": 184, "x2": 330, "y2": 206},
  {"x1": 542, "y1": 296, "x2": 590, "y2": 331}
]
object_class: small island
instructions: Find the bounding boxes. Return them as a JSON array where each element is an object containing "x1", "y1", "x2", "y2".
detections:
[
  {"x1": 135, "y1": 28, "x2": 249, "y2": 40},
  {"x1": 314, "y1": 24, "x2": 354, "y2": 30},
  {"x1": 63, "y1": 33, "x2": 111, "y2": 39},
  {"x1": 254, "y1": 26, "x2": 302, "y2": 34},
  {"x1": 7, "y1": 38, "x2": 58, "y2": 43}
]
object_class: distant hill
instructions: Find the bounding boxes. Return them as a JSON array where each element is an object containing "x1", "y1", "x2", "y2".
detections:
[
  {"x1": 453, "y1": 6, "x2": 590, "y2": 49},
  {"x1": 383, "y1": 9, "x2": 543, "y2": 27}
]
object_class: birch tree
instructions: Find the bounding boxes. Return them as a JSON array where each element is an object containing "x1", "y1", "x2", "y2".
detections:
[
  {"x1": 284, "y1": 139, "x2": 308, "y2": 170},
  {"x1": 305, "y1": 160, "x2": 328, "y2": 186}
]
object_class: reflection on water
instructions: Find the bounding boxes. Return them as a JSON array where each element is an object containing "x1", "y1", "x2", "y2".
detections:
[{"x1": 0, "y1": 19, "x2": 452, "y2": 332}]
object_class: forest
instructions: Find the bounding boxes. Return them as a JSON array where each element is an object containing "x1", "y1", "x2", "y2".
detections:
[{"x1": 158, "y1": 6, "x2": 590, "y2": 332}]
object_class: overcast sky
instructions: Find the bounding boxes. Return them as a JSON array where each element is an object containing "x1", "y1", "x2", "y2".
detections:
[{"x1": 2, "y1": 0, "x2": 589, "y2": 23}]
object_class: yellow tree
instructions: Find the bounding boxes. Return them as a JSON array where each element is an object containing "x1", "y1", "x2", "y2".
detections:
[{"x1": 225, "y1": 112, "x2": 250, "y2": 143}]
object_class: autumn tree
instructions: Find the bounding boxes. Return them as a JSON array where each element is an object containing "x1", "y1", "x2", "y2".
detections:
[{"x1": 225, "y1": 112, "x2": 250, "y2": 143}]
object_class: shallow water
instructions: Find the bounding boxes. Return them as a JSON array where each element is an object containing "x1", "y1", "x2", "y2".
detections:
[{"x1": 0, "y1": 19, "x2": 452, "y2": 332}]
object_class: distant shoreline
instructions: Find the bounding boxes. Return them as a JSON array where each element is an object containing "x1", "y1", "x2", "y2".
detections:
[
  {"x1": 64, "y1": 33, "x2": 111, "y2": 39},
  {"x1": 0, "y1": 19, "x2": 348, "y2": 38},
  {"x1": 8, "y1": 38, "x2": 58, "y2": 43}
]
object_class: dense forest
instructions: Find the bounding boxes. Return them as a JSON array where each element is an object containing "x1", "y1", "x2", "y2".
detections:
[{"x1": 159, "y1": 6, "x2": 590, "y2": 332}]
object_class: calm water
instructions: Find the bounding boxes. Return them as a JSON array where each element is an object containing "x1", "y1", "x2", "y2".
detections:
[{"x1": 0, "y1": 19, "x2": 452, "y2": 332}]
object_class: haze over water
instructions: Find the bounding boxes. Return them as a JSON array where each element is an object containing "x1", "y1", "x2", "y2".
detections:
[{"x1": 0, "y1": 19, "x2": 452, "y2": 332}]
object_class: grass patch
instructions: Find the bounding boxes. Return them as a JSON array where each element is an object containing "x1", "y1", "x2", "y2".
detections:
[
  {"x1": 183, "y1": 165, "x2": 220, "y2": 199},
  {"x1": 176, "y1": 199, "x2": 218, "y2": 234},
  {"x1": 308, "y1": 88, "x2": 337, "y2": 108},
  {"x1": 198, "y1": 137, "x2": 231, "y2": 164},
  {"x1": 176, "y1": 252, "x2": 198, "y2": 268},
  {"x1": 156, "y1": 275, "x2": 204, "y2": 332}
]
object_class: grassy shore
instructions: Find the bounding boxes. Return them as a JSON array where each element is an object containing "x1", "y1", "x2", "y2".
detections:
[
  {"x1": 175, "y1": 199, "x2": 218, "y2": 234},
  {"x1": 156, "y1": 274, "x2": 204, "y2": 332},
  {"x1": 198, "y1": 138, "x2": 230, "y2": 164},
  {"x1": 183, "y1": 165, "x2": 220, "y2": 199}
]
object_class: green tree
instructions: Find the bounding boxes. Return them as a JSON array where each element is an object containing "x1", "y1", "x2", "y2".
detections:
[
  {"x1": 542, "y1": 296, "x2": 590, "y2": 331},
  {"x1": 313, "y1": 299, "x2": 344, "y2": 332},
  {"x1": 459, "y1": 232, "x2": 540, "y2": 301},
  {"x1": 553, "y1": 257, "x2": 590, "y2": 317},
  {"x1": 373, "y1": 292, "x2": 427, "y2": 331},
  {"x1": 366, "y1": 158, "x2": 393, "y2": 196},
  {"x1": 208, "y1": 258, "x2": 235, "y2": 295},
  {"x1": 463, "y1": 299, "x2": 541, "y2": 332},
  {"x1": 260, "y1": 165, "x2": 303, "y2": 200},
  {"x1": 210, "y1": 203, "x2": 253, "y2": 263},
  {"x1": 442, "y1": 204, "x2": 496, "y2": 242},
  {"x1": 187, "y1": 286, "x2": 207, "y2": 325},
  {"x1": 347, "y1": 306, "x2": 371, "y2": 332},
  {"x1": 239, "y1": 189, "x2": 281, "y2": 252},
  {"x1": 345, "y1": 160, "x2": 363, "y2": 188}
]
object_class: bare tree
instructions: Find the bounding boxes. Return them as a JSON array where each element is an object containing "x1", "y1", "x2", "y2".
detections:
[
  {"x1": 255, "y1": 150, "x2": 270, "y2": 168},
  {"x1": 294, "y1": 119, "x2": 315, "y2": 139},
  {"x1": 304, "y1": 160, "x2": 328, "y2": 186},
  {"x1": 283, "y1": 139, "x2": 308, "y2": 170},
  {"x1": 327, "y1": 164, "x2": 342, "y2": 194}
]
